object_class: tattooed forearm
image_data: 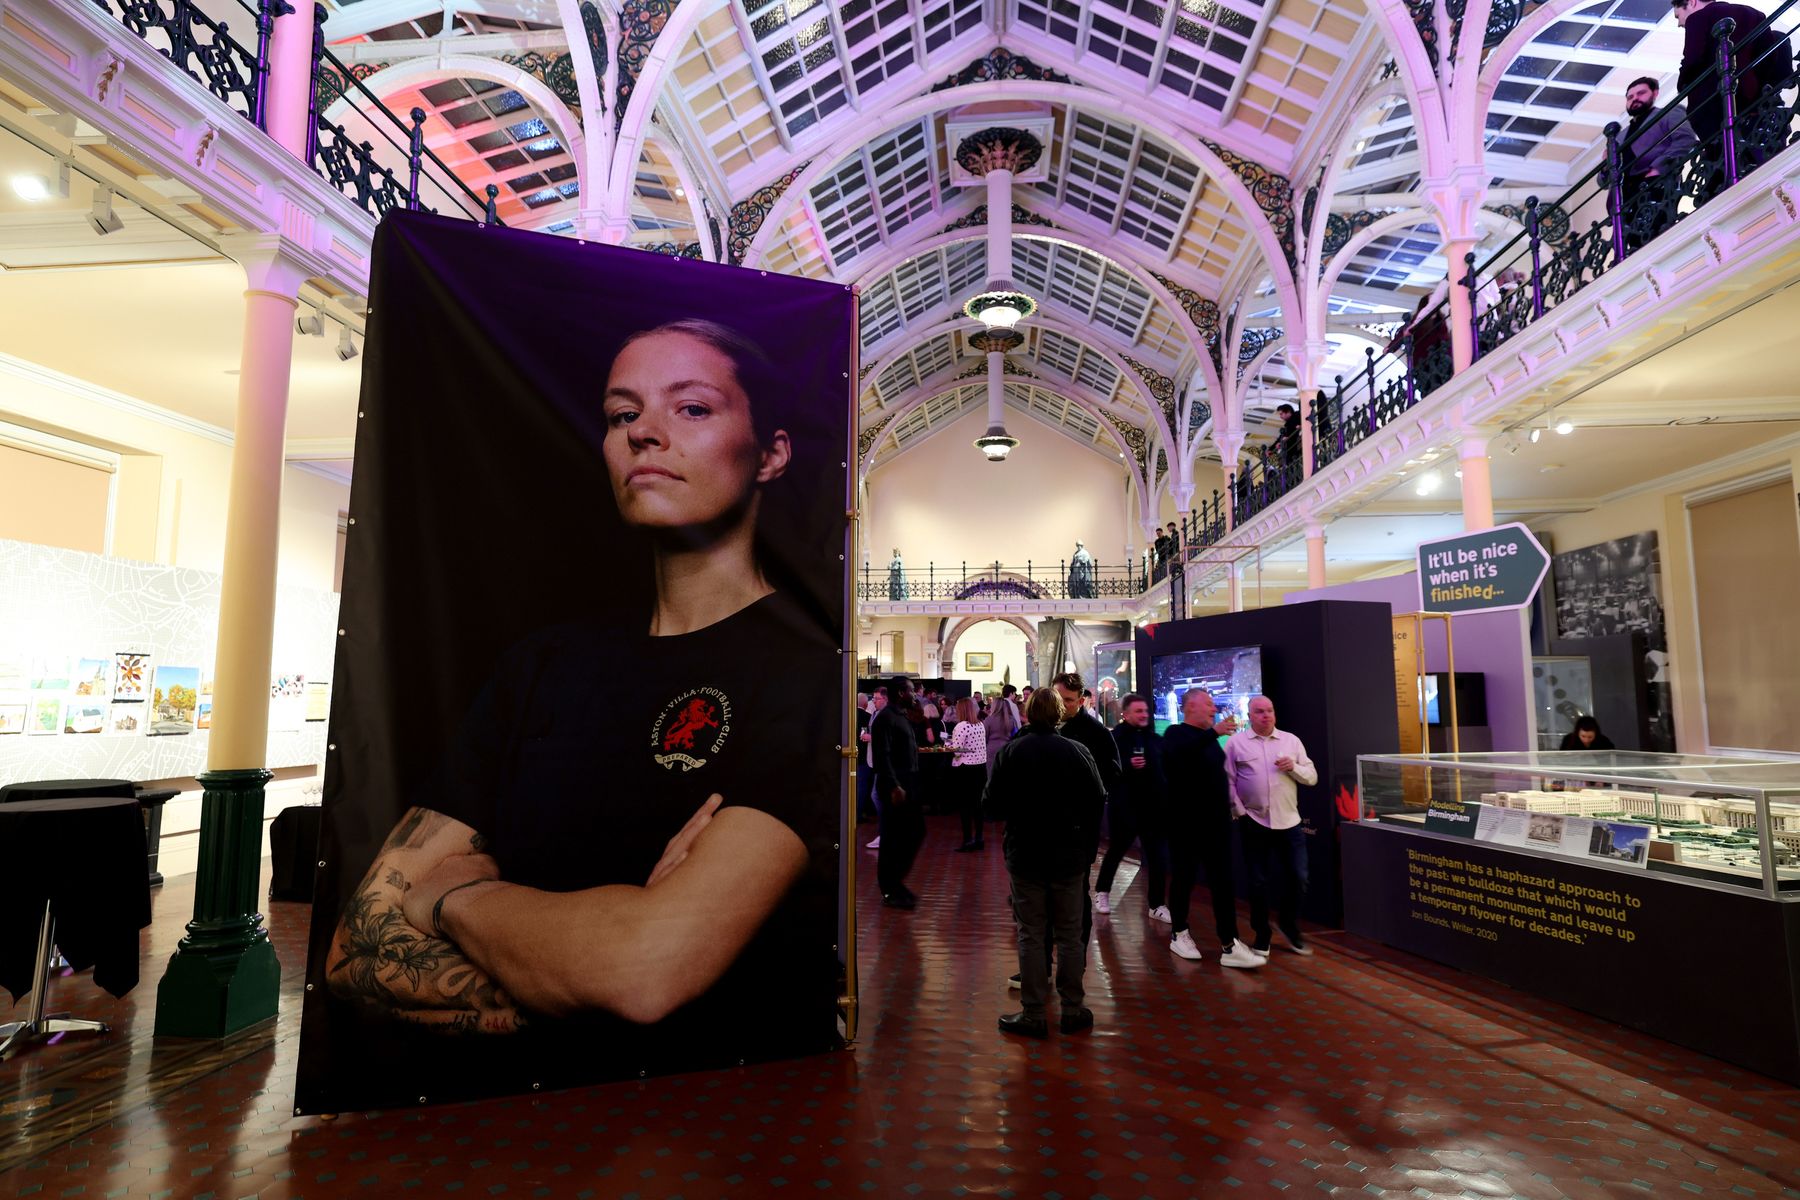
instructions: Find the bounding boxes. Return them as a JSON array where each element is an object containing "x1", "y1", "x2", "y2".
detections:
[{"x1": 328, "y1": 809, "x2": 524, "y2": 1034}]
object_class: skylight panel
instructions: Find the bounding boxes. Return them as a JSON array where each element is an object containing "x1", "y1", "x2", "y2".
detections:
[{"x1": 741, "y1": 0, "x2": 851, "y2": 138}]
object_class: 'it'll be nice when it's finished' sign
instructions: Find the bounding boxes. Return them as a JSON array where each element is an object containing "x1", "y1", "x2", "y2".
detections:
[{"x1": 1416, "y1": 522, "x2": 1550, "y2": 615}]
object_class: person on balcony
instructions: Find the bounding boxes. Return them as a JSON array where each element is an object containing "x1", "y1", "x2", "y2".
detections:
[
  {"x1": 1618, "y1": 76, "x2": 1698, "y2": 246},
  {"x1": 1674, "y1": 0, "x2": 1790, "y2": 147}
]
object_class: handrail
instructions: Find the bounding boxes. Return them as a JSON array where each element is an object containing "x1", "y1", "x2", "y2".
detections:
[
  {"x1": 859, "y1": 560, "x2": 1149, "y2": 602},
  {"x1": 308, "y1": 13, "x2": 495, "y2": 222}
]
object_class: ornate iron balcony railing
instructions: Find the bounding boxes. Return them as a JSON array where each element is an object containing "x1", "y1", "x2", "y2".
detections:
[
  {"x1": 1231, "y1": 443, "x2": 1303, "y2": 524},
  {"x1": 89, "y1": 0, "x2": 499, "y2": 224},
  {"x1": 1398, "y1": 1, "x2": 1800, "y2": 407},
  {"x1": 859, "y1": 561, "x2": 1149, "y2": 603}
]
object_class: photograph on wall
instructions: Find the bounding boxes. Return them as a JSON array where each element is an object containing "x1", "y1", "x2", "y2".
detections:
[
  {"x1": 63, "y1": 702, "x2": 106, "y2": 735},
  {"x1": 270, "y1": 673, "x2": 306, "y2": 732},
  {"x1": 73, "y1": 656, "x2": 111, "y2": 697},
  {"x1": 0, "y1": 702, "x2": 25, "y2": 734},
  {"x1": 28, "y1": 696, "x2": 61, "y2": 735},
  {"x1": 107, "y1": 703, "x2": 143, "y2": 736},
  {"x1": 196, "y1": 700, "x2": 213, "y2": 730},
  {"x1": 1551, "y1": 531, "x2": 1674, "y2": 750},
  {"x1": 296, "y1": 214, "x2": 853, "y2": 1116},
  {"x1": 112, "y1": 652, "x2": 149, "y2": 700},
  {"x1": 148, "y1": 664, "x2": 200, "y2": 736},
  {"x1": 30, "y1": 657, "x2": 70, "y2": 692},
  {"x1": 0, "y1": 658, "x2": 29, "y2": 691}
]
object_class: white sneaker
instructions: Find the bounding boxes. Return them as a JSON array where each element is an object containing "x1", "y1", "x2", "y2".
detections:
[
  {"x1": 865, "y1": 836, "x2": 881, "y2": 849},
  {"x1": 1093, "y1": 892, "x2": 1111, "y2": 914},
  {"x1": 1249, "y1": 943, "x2": 1270, "y2": 958},
  {"x1": 1007, "y1": 973, "x2": 1021, "y2": 989},
  {"x1": 1169, "y1": 930, "x2": 1203, "y2": 960},
  {"x1": 1148, "y1": 905, "x2": 1172, "y2": 924},
  {"x1": 1219, "y1": 939, "x2": 1265, "y2": 970}
]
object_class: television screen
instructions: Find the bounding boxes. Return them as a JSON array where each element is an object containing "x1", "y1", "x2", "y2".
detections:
[
  {"x1": 1150, "y1": 645, "x2": 1263, "y2": 733},
  {"x1": 1418, "y1": 672, "x2": 1487, "y2": 726}
]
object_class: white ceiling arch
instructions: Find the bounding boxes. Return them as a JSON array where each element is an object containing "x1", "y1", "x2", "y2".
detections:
[
  {"x1": 732, "y1": 79, "x2": 1303, "y2": 328},
  {"x1": 857, "y1": 312, "x2": 1180, "y2": 469}
]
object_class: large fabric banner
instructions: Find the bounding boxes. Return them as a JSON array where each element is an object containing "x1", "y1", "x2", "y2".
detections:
[{"x1": 296, "y1": 214, "x2": 853, "y2": 1113}]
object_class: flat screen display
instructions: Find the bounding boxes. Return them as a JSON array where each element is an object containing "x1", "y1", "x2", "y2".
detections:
[
  {"x1": 1151, "y1": 645, "x2": 1262, "y2": 733},
  {"x1": 1419, "y1": 672, "x2": 1487, "y2": 726}
]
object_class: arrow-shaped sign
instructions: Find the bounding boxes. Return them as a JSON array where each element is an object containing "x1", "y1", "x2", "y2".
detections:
[{"x1": 1416, "y1": 522, "x2": 1550, "y2": 615}]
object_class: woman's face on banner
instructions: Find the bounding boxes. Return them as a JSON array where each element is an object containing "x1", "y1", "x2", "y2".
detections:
[{"x1": 602, "y1": 330, "x2": 788, "y2": 529}]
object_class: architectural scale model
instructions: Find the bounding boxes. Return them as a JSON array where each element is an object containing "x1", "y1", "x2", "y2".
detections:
[{"x1": 1480, "y1": 788, "x2": 1800, "y2": 872}]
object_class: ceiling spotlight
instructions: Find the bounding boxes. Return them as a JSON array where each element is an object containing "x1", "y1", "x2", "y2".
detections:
[
  {"x1": 1529, "y1": 427, "x2": 1542, "y2": 444},
  {"x1": 1555, "y1": 419, "x2": 1574, "y2": 435},
  {"x1": 87, "y1": 187, "x2": 123, "y2": 235},
  {"x1": 1414, "y1": 470, "x2": 1442, "y2": 497},
  {"x1": 673, "y1": 185, "x2": 686, "y2": 198},
  {"x1": 335, "y1": 326, "x2": 358, "y2": 362},
  {"x1": 12, "y1": 162, "x2": 69, "y2": 202},
  {"x1": 296, "y1": 306, "x2": 325, "y2": 337}
]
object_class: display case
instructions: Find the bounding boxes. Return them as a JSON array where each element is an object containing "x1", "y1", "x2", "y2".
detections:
[
  {"x1": 1356, "y1": 750, "x2": 1800, "y2": 895},
  {"x1": 1343, "y1": 750, "x2": 1800, "y2": 1084},
  {"x1": 1092, "y1": 640, "x2": 1134, "y2": 729}
]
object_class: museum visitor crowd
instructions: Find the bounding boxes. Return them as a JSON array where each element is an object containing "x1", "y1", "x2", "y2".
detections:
[{"x1": 858, "y1": 673, "x2": 1317, "y2": 1040}]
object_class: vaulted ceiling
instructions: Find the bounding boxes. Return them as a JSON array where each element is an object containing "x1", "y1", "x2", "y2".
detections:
[{"x1": 319, "y1": 0, "x2": 1689, "y2": 491}]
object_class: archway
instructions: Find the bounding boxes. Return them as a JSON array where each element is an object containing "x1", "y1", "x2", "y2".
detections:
[{"x1": 940, "y1": 615, "x2": 1037, "y2": 690}]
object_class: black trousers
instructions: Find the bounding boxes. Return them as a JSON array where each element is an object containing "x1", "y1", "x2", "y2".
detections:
[
  {"x1": 1240, "y1": 818, "x2": 1308, "y2": 949},
  {"x1": 1094, "y1": 795, "x2": 1166, "y2": 907},
  {"x1": 876, "y1": 778, "x2": 925, "y2": 897},
  {"x1": 953, "y1": 763, "x2": 986, "y2": 844},
  {"x1": 1041, "y1": 863, "x2": 1093, "y2": 974},
  {"x1": 1011, "y1": 866, "x2": 1087, "y2": 1018},
  {"x1": 1167, "y1": 812, "x2": 1241, "y2": 949}
]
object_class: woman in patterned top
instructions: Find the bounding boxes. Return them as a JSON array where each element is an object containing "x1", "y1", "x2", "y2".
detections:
[{"x1": 949, "y1": 697, "x2": 989, "y2": 852}]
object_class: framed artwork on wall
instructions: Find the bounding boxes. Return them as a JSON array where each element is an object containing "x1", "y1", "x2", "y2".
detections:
[{"x1": 965, "y1": 652, "x2": 994, "y2": 671}]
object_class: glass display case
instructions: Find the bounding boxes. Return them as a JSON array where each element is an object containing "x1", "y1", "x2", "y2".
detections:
[
  {"x1": 1356, "y1": 750, "x2": 1800, "y2": 896},
  {"x1": 1092, "y1": 640, "x2": 1134, "y2": 729}
]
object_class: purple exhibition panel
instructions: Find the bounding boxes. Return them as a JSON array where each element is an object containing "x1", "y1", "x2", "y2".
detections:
[
  {"x1": 1284, "y1": 572, "x2": 1533, "y2": 752},
  {"x1": 296, "y1": 214, "x2": 854, "y2": 1113}
]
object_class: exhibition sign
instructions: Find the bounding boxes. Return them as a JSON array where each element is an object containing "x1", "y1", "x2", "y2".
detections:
[
  {"x1": 1342, "y1": 822, "x2": 1800, "y2": 1084},
  {"x1": 295, "y1": 214, "x2": 854, "y2": 1114},
  {"x1": 1415, "y1": 523, "x2": 1549, "y2": 615}
]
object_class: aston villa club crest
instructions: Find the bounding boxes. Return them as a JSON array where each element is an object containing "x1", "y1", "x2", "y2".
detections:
[{"x1": 651, "y1": 687, "x2": 731, "y2": 771}]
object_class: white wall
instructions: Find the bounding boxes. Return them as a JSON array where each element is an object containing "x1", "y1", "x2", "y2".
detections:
[
  {"x1": 865, "y1": 408, "x2": 1132, "y2": 572},
  {"x1": 0, "y1": 355, "x2": 347, "y2": 591}
]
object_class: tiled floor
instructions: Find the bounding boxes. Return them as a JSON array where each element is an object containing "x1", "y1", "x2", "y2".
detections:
[{"x1": 4, "y1": 816, "x2": 1799, "y2": 1198}]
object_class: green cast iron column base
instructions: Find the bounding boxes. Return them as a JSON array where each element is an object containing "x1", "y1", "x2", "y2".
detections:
[{"x1": 154, "y1": 768, "x2": 282, "y2": 1038}]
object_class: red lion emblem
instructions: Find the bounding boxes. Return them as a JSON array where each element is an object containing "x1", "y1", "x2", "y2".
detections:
[{"x1": 661, "y1": 698, "x2": 719, "y2": 751}]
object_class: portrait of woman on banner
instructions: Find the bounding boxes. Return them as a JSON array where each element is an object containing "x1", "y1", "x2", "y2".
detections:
[{"x1": 317, "y1": 315, "x2": 843, "y2": 1087}]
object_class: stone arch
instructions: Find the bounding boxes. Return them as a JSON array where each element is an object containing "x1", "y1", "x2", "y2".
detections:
[{"x1": 939, "y1": 615, "x2": 1038, "y2": 678}]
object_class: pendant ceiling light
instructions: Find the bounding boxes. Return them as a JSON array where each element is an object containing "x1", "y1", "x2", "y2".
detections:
[
  {"x1": 957, "y1": 127, "x2": 1042, "y2": 331},
  {"x1": 970, "y1": 329, "x2": 1023, "y2": 461}
]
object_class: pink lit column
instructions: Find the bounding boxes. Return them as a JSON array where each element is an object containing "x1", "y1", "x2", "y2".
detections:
[
  {"x1": 1458, "y1": 432, "x2": 1495, "y2": 531},
  {"x1": 1306, "y1": 520, "x2": 1327, "y2": 588}
]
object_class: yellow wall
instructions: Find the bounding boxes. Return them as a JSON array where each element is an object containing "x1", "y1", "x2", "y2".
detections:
[
  {"x1": 1535, "y1": 439, "x2": 1800, "y2": 754},
  {"x1": 0, "y1": 359, "x2": 347, "y2": 591},
  {"x1": 866, "y1": 408, "x2": 1132, "y2": 572},
  {"x1": 949, "y1": 618, "x2": 1030, "y2": 688}
]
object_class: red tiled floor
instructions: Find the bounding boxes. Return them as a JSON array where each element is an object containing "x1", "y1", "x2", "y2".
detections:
[{"x1": 4, "y1": 816, "x2": 1800, "y2": 1198}]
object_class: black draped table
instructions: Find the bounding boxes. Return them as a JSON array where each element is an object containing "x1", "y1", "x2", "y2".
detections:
[{"x1": 0, "y1": 795, "x2": 151, "y2": 1059}]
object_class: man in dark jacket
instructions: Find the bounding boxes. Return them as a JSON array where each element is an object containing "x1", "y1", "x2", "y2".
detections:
[
  {"x1": 1618, "y1": 76, "x2": 1698, "y2": 247},
  {"x1": 871, "y1": 676, "x2": 923, "y2": 909},
  {"x1": 1675, "y1": 0, "x2": 1790, "y2": 143},
  {"x1": 986, "y1": 686, "x2": 1107, "y2": 1038},
  {"x1": 1093, "y1": 693, "x2": 1168, "y2": 919},
  {"x1": 1161, "y1": 689, "x2": 1263, "y2": 969}
]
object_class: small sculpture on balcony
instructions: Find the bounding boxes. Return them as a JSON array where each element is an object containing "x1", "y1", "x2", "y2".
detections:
[
  {"x1": 1068, "y1": 542, "x2": 1096, "y2": 599},
  {"x1": 888, "y1": 548, "x2": 906, "y2": 601}
]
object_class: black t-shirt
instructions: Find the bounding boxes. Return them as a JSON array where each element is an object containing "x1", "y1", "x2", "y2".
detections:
[
  {"x1": 1162, "y1": 723, "x2": 1231, "y2": 828},
  {"x1": 339, "y1": 591, "x2": 842, "y2": 1102}
]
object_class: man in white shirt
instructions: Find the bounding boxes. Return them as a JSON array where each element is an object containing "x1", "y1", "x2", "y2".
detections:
[{"x1": 1224, "y1": 695, "x2": 1318, "y2": 957}]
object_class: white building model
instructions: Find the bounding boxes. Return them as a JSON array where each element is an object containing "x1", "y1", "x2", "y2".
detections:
[{"x1": 1478, "y1": 788, "x2": 1800, "y2": 869}]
